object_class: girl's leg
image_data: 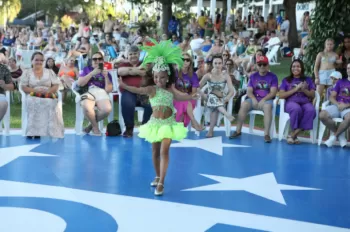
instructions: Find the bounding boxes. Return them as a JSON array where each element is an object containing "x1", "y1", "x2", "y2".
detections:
[
  {"x1": 207, "y1": 110, "x2": 218, "y2": 137},
  {"x1": 186, "y1": 101, "x2": 204, "y2": 131},
  {"x1": 217, "y1": 106, "x2": 235, "y2": 122},
  {"x1": 151, "y1": 142, "x2": 161, "y2": 186},
  {"x1": 316, "y1": 84, "x2": 325, "y2": 101},
  {"x1": 156, "y1": 138, "x2": 172, "y2": 194}
]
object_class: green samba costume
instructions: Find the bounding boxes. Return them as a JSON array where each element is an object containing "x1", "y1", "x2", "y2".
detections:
[{"x1": 137, "y1": 39, "x2": 187, "y2": 143}]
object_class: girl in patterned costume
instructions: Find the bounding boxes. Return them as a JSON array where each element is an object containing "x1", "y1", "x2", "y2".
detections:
[{"x1": 118, "y1": 39, "x2": 199, "y2": 196}]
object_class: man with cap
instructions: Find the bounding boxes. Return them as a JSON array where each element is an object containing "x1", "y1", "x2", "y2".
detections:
[
  {"x1": 230, "y1": 56, "x2": 278, "y2": 143},
  {"x1": 326, "y1": 71, "x2": 342, "y2": 101},
  {"x1": 319, "y1": 63, "x2": 350, "y2": 147}
]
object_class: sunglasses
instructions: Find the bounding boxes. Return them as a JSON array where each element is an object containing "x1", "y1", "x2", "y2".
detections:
[
  {"x1": 226, "y1": 63, "x2": 233, "y2": 66},
  {"x1": 183, "y1": 58, "x2": 191, "y2": 62},
  {"x1": 223, "y1": 54, "x2": 229, "y2": 56},
  {"x1": 257, "y1": 63, "x2": 267, "y2": 67},
  {"x1": 92, "y1": 57, "x2": 103, "y2": 61}
]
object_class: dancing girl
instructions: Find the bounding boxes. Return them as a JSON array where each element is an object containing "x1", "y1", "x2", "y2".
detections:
[{"x1": 118, "y1": 39, "x2": 199, "y2": 196}]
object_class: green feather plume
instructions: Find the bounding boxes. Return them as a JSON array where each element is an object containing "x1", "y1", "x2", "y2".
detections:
[{"x1": 140, "y1": 39, "x2": 184, "y2": 71}]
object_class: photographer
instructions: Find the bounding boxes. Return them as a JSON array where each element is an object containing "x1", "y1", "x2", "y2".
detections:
[{"x1": 77, "y1": 52, "x2": 113, "y2": 136}]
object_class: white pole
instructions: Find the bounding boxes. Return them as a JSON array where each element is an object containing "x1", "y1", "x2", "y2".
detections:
[
  {"x1": 210, "y1": 0, "x2": 216, "y2": 22},
  {"x1": 197, "y1": 0, "x2": 203, "y2": 17},
  {"x1": 227, "y1": 0, "x2": 232, "y2": 20}
]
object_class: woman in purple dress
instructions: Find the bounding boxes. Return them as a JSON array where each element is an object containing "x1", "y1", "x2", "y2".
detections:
[
  {"x1": 279, "y1": 59, "x2": 316, "y2": 144},
  {"x1": 173, "y1": 53, "x2": 203, "y2": 131}
]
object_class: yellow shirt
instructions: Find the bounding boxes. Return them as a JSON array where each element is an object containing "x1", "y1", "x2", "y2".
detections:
[{"x1": 198, "y1": 16, "x2": 206, "y2": 29}]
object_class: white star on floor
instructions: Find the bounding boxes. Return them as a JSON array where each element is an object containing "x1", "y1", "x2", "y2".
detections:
[
  {"x1": 171, "y1": 136, "x2": 249, "y2": 156},
  {"x1": 0, "y1": 144, "x2": 56, "y2": 167},
  {"x1": 182, "y1": 172, "x2": 321, "y2": 205}
]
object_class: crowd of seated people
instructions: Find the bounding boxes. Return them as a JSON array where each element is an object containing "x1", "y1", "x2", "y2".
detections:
[{"x1": 0, "y1": 14, "x2": 349, "y2": 149}]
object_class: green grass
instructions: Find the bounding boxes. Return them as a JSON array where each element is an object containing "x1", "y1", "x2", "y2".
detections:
[{"x1": 8, "y1": 58, "x2": 292, "y2": 130}]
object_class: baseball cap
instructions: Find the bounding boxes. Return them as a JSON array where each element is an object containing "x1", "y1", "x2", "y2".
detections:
[
  {"x1": 257, "y1": 56, "x2": 269, "y2": 64},
  {"x1": 330, "y1": 71, "x2": 342, "y2": 79}
]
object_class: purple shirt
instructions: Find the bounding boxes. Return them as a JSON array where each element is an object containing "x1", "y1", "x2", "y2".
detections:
[
  {"x1": 279, "y1": 77, "x2": 316, "y2": 103},
  {"x1": 248, "y1": 71, "x2": 278, "y2": 101},
  {"x1": 332, "y1": 79, "x2": 350, "y2": 104},
  {"x1": 175, "y1": 72, "x2": 200, "y2": 94},
  {"x1": 79, "y1": 66, "x2": 112, "y2": 89}
]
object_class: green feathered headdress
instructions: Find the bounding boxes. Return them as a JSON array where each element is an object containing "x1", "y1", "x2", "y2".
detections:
[{"x1": 140, "y1": 38, "x2": 184, "y2": 75}]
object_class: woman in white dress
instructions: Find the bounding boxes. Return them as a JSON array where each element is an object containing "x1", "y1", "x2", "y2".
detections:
[{"x1": 20, "y1": 52, "x2": 64, "y2": 139}]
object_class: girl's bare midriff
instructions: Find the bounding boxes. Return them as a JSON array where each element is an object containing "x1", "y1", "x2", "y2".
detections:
[{"x1": 152, "y1": 106, "x2": 173, "y2": 120}]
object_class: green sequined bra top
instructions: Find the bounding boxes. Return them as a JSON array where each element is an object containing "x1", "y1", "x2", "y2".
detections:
[{"x1": 149, "y1": 86, "x2": 175, "y2": 114}]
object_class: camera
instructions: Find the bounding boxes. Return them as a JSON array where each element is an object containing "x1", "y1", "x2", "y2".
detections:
[{"x1": 98, "y1": 63, "x2": 103, "y2": 70}]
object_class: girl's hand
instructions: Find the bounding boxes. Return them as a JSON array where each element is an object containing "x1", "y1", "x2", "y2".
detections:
[
  {"x1": 315, "y1": 78, "x2": 320, "y2": 85},
  {"x1": 191, "y1": 93, "x2": 200, "y2": 100}
]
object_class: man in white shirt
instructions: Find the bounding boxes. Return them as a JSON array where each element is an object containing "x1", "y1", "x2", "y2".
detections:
[
  {"x1": 263, "y1": 30, "x2": 281, "y2": 53},
  {"x1": 190, "y1": 32, "x2": 204, "y2": 53}
]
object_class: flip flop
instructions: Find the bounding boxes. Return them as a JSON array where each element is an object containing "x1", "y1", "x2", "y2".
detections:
[{"x1": 229, "y1": 131, "x2": 241, "y2": 139}]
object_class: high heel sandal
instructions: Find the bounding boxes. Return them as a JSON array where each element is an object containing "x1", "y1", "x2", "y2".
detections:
[
  {"x1": 154, "y1": 183, "x2": 164, "y2": 196},
  {"x1": 150, "y1": 177, "x2": 160, "y2": 187}
]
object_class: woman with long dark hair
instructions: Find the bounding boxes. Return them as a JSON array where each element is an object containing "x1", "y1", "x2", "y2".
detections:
[{"x1": 279, "y1": 59, "x2": 316, "y2": 144}]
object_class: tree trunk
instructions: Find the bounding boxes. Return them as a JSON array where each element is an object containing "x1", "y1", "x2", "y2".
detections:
[
  {"x1": 161, "y1": 0, "x2": 172, "y2": 35},
  {"x1": 284, "y1": 0, "x2": 298, "y2": 50},
  {"x1": 222, "y1": 0, "x2": 227, "y2": 32}
]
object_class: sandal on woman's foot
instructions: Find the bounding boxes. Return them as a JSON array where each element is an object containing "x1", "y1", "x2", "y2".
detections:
[
  {"x1": 154, "y1": 183, "x2": 164, "y2": 196},
  {"x1": 229, "y1": 131, "x2": 241, "y2": 139},
  {"x1": 90, "y1": 130, "x2": 102, "y2": 136},
  {"x1": 83, "y1": 125, "x2": 92, "y2": 134},
  {"x1": 294, "y1": 137, "x2": 301, "y2": 144},
  {"x1": 150, "y1": 177, "x2": 160, "y2": 187},
  {"x1": 287, "y1": 136, "x2": 295, "y2": 144},
  {"x1": 205, "y1": 132, "x2": 214, "y2": 138}
]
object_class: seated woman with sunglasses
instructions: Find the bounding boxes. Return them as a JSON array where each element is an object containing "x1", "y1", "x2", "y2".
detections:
[
  {"x1": 174, "y1": 54, "x2": 204, "y2": 131},
  {"x1": 77, "y1": 52, "x2": 113, "y2": 136}
]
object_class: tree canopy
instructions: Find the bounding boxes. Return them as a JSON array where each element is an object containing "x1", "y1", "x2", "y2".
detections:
[
  {"x1": 0, "y1": 0, "x2": 22, "y2": 25},
  {"x1": 304, "y1": 0, "x2": 350, "y2": 74}
]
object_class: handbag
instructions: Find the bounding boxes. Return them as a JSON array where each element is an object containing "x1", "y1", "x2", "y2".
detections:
[
  {"x1": 106, "y1": 120, "x2": 121, "y2": 136},
  {"x1": 74, "y1": 84, "x2": 89, "y2": 95}
]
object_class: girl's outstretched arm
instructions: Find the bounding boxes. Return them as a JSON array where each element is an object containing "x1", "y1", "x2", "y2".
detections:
[
  {"x1": 118, "y1": 78, "x2": 156, "y2": 97},
  {"x1": 170, "y1": 84, "x2": 199, "y2": 101}
]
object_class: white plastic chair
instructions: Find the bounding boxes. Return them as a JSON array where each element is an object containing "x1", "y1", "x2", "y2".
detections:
[
  {"x1": 278, "y1": 92, "x2": 320, "y2": 144},
  {"x1": 241, "y1": 94, "x2": 278, "y2": 138},
  {"x1": 107, "y1": 69, "x2": 119, "y2": 123},
  {"x1": 116, "y1": 84, "x2": 144, "y2": 134},
  {"x1": 19, "y1": 85, "x2": 62, "y2": 136},
  {"x1": 266, "y1": 46, "x2": 280, "y2": 66},
  {"x1": 292, "y1": 48, "x2": 301, "y2": 61},
  {"x1": 71, "y1": 82, "x2": 104, "y2": 135},
  {"x1": 19, "y1": 50, "x2": 40, "y2": 69},
  {"x1": 318, "y1": 101, "x2": 346, "y2": 146},
  {"x1": 199, "y1": 84, "x2": 235, "y2": 137},
  {"x1": 0, "y1": 91, "x2": 11, "y2": 135},
  {"x1": 184, "y1": 98, "x2": 202, "y2": 136}
]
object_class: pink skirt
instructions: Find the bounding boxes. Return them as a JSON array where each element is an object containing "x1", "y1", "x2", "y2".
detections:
[{"x1": 173, "y1": 100, "x2": 196, "y2": 127}]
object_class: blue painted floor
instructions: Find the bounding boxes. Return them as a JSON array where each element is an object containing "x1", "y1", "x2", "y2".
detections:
[{"x1": 0, "y1": 131, "x2": 349, "y2": 231}]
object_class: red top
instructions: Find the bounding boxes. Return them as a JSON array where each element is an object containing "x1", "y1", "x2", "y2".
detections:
[
  {"x1": 117, "y1": 62, "x2": 142, "y2": 91},
  {"x1": 104, "y1": 62, "x2": 113, "y2": 70}
]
